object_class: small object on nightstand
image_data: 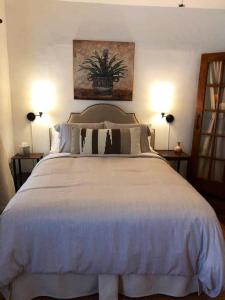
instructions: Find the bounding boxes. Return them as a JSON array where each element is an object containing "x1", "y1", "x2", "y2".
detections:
[
  {"x1": 174, "y1": 142, "x2": 183, "y2": 154},
  {"x1": 156, "y1": 150, "x2": 190, "y2": 174},
  {"x1": 20, "y1": 142, "x2": 31, "y2": 155},
  {"x1": 11, "y1": 153, "x2": 44, "y2": 191}
]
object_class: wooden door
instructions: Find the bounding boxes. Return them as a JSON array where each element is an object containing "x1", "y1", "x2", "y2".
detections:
[{"x1": 190, "y1": 53, "x2": 225, "y2": 198}]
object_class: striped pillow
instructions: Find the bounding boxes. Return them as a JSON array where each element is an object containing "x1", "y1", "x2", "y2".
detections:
[
  {"x1": 71, "y1": 128, "x2": 142, "y2": 155},
  {"x1": 104, "y1": 121, "x2": 151, "y2": 153}
]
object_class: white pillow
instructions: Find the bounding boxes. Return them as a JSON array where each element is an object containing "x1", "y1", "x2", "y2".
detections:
[
  {"x1": 148, "y1": 130, "x2": 158, "y2": 154},
  {"x1": 54, "y1": 122, "x2": 104, "y2": 153},
  {"x1": 50, "y1": 127, "x2": 60, "y2": 153}
]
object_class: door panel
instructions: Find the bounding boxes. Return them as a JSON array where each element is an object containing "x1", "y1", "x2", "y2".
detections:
[
  {"x1": 218, "y1": 88, "x2": 225, "y2": 110},
  {"x1": 201, "y1": 111, "x2": 216, "y2": 133},
  {"x1": 207, "y1": 61, "x2": 223, "y2": 85},
  {"x1": 190, "y1": 53, "x2": 225, "y2": 198},
  {"x1": 210, "y1": 160, "x2": 225, "y2": 183},
  {"x1": 214, "y1": 137, "x2": 225, "y2": 159},
  {"x1": 216, "y1": 112, "x2": 225, "y2": 135},
  {"x1": 199, "y1": 135, "x2": 213, "y2": 156},
  {"x1": 197, "y1": 158, "x2": 210, "y2": 180},
  {"x1": 204, "y1": 87, "x2": 219, "y2": 110}
]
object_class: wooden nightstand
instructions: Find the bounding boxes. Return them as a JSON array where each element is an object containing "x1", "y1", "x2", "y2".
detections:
[
  {"x1": 11, "y1": 153, "x2": 44, "y2": 191},
  {"x1": 156, "y1": 150, "x2": 190, "y2": 173}
]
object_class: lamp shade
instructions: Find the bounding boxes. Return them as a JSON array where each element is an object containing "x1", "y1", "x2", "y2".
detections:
[
  {"x1": 27, "y1": 112, "x2": 36, "y2": 122},
  {"x1": 166, "y1": 114, "x2": 175, "y2": 123},
  {"x1": 161, "y1": 113, "x2": 175, "y2": 124},
  {"x1": 26, "y1": 112, "x2": 43, "y2": 122}
]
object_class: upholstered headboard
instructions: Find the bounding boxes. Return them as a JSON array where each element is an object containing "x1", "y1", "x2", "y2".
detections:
[
  {"x1": 67, "y1": 104, "x2": 155, "y2": 148},
  {"x1": 68, "y1": 104, "x2": 138, "y2": 124}
]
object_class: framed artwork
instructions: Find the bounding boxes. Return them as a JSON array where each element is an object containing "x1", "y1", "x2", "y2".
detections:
[{"x1": 73, "y1": 40, "x2": 135, "y2": 101}]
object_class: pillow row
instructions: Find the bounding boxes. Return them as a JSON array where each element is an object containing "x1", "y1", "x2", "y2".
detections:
[
  {"x1": 71, "y1": 127, "x2": 142, "y2": 155},
  {"x1": 53, "y1": 121, "x2": 151, "y2": 154}
]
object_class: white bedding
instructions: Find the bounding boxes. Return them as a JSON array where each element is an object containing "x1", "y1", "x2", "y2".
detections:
[
  {"x1": 4, "y1": 273, "x2": 199, "y2": 300},
  {"x1": 0, "y1": 153, "x2": 224, "y2": 298}
]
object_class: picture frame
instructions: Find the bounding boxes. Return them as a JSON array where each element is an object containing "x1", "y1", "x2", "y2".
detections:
[{"x1": 73, "y1": 40, "x2": 135, "y2": 101}]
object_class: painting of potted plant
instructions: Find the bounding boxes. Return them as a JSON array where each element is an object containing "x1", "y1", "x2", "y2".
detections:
[
  {"x1": 73, "y1": 40, "x2": 135, "y2": 101},
  {"x1": 79, "y1": 49, "x2": 128, "y2": 96}
]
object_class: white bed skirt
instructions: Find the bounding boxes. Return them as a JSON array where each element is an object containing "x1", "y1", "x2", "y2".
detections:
[{"x1": 1, "y1": 273, "x2": 199, "y2": 300}]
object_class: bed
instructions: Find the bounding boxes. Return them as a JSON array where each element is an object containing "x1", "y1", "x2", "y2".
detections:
[{"x1": 0, "y1": 104, "x2": 224, "y2": 300}]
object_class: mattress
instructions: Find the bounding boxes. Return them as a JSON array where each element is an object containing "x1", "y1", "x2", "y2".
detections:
[{"x1": 0, "y1": 153, "x2": 224, "y2": 299}]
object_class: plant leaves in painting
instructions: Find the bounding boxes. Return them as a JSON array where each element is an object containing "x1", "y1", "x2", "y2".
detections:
[{"x1": 79, "y1": 49, "x2": 128, "y2": 81}]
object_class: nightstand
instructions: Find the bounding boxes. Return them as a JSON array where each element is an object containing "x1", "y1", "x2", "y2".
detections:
[
  {"x1": 156, "y1": 150, "x2": 190, "y2": 173},
  {"x1": 11, "y1": 153, "x2": 44, "y2": 191}
]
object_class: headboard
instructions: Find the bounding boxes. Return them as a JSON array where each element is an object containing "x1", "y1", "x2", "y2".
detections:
[
  {"x1": 68, "y1": 104, "x2": 138, "y2": 124},
  {"x1": 67, "y1": 104, "x2": 155, "y2": 148}
]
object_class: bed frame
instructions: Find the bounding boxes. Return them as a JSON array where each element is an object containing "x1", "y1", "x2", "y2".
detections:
[{"x1": 67, "y1": 104, "x2": 155, "y2": 148}]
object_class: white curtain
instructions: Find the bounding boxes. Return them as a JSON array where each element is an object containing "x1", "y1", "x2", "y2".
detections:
[
  {"x1": 215, "y1": 89, "x2": 225, "y2": 159},
  {"x1": 0, "y1": 136, "x2": 15, "y2": 212},
  {"x1": 198, "y1": 61, "x2": 222, "y2": 179}
]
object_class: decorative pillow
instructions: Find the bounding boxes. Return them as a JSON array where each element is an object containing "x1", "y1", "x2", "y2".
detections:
[
  {"x1": 49, "y1": 127, "x2": 60, "y2": 153},
  {"x1": 54, "y1": 122, "x2": 104, "y2": 153},
  {"x1": 71, "y1": 128, "x2": 142, "y2": 155},
  {"x1": 104, "y1": 121, "x2": 151, "y2": 153}
]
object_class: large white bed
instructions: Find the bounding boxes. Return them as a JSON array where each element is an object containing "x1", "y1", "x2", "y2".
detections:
[{"x1": 0, "y1": 104, "x2": 224, "y2": 300}]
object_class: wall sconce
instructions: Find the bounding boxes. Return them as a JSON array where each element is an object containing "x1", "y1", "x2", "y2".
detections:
[
  {"x1": 161, "y1": 112, "x2": 175, "y2": 123},
  {"x1": 26, "y1": 112, "x2": 43, "y2": 122},
  {"x1": 26, "y1": 112, "x2": 43, "y2": 153},
  {"x1": 178, "y1": 0, "x2": 185, "y2": 8},
  {"x1": 161, "y1": 113, "x2": 175, "y2": 150}
]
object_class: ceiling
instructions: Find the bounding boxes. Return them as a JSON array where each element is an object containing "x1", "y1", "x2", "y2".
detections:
[{"x1": 58, "y1": 0, "x2": 225, "y2": 10}]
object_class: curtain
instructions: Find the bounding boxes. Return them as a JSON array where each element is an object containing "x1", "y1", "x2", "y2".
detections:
[
  {"x1": 198, "y1": 61, "x2": 222, "y2": 179},
  {"x1": 0, "y1": 136, "x2": 15, "y2": 212}
]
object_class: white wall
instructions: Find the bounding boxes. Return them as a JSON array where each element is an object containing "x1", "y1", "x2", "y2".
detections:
[
  {"x1": 0, "y1": 0, "x2": 14, "y2": 159},
  {"x1": 5, "y1": 0, "x2": 225, "y2": 154}
]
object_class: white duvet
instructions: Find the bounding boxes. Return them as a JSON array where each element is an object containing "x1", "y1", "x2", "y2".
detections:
[{"x1": 0, "y1": 153, "x2": 224, "y2": 297}]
